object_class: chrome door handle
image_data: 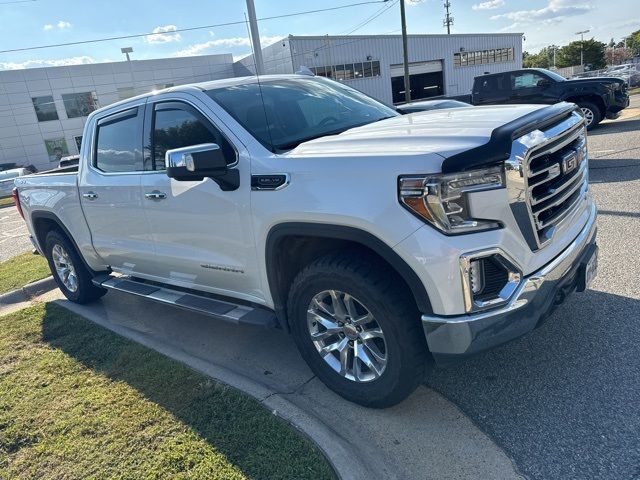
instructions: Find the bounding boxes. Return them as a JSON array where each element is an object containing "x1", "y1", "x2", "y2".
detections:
[
  {"x1": 82, "y1": 192, "x2": 98, "y2": 200},
  {"x1": 145, "y1": 191, "x2": 167, "y2": 200}
]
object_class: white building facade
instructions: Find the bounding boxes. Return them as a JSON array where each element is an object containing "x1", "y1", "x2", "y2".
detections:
[
  {"x1": 237, "y1": 34, "x2": 523, "y2": 105},
  {"x1": 0, "y1": 54, "x2": 234, "y2": 171}
]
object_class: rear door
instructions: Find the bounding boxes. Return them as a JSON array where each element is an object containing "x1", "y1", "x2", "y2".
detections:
[
  {"x1": 472, "y1": 74, "x2": 510, "y2": 105},
  {"x1": 138, "y1": 92, "x2": 262, "y2": 303},
  {"x1": 78, "y1": 101, "x2": 155, "y2": 275}
]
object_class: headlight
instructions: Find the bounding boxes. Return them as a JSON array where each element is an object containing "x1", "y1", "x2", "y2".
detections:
[{"x1": 398, "y1": 166, "x2": 504, "y2": 234}]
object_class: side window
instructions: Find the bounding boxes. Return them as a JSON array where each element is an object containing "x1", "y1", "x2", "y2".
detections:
[
  {"x1": 151, "y1": 102, "x2": 235, "y2": 171},
  {"x1": 95, "y1": 107, "x2": 143, "y2": 173},
  {"x1": 511, "y1": 73, "x2": 544, "y2": 90}
]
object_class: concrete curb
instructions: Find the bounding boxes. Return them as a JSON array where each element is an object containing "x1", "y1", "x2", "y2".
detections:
[
  {"x1": 0, "y1": 276, "x2": 57, "y2": 307},
  {"x1": 55, "y1": 299, "x2": 376, "y2": 480}
]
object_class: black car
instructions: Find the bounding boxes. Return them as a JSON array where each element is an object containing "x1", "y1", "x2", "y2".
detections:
[{"x1": 472, "y1": 68, "x2": 629, "y2": 129}]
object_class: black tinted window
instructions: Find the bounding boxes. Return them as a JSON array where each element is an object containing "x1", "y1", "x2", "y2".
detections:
[
  {"x1": 151, "y1": 103, "x2": 234, "y2": 170},
  {"x1": 95, "y1": 108, "x2": 143, "y2": 172}
]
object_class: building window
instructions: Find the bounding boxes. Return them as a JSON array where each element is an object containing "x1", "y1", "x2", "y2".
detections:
[
  {"x1": 32, "y1": 96, "x2": 59, "y2": 122},
  {"x1": 62, "y1": 92, "x2": 99, "y2": 118},
  {"x1": 44, "y1": 138, "x2": 69, "y2": 163},
  {"x1": 74, "y1": 136, "x2": 83, "y2": 153},
  {"x1": 454, "y1": 48, "x2": 514, "y2": 67},
  {"x1": 311, "y1": 61, "x2": 380, "y2": 80}
]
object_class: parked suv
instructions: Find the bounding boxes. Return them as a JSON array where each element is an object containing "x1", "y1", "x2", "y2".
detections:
[
  {"x1": 14, "y1": 75, "x2": 598, "y2": 407},
  {"x1": 472, "y1": 68, "x2": 629, "y2": 129}
]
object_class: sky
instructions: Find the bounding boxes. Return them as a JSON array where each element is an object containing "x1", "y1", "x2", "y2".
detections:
[{"x1": 0, "y1": 0, "x2": 638, "y2": 70}]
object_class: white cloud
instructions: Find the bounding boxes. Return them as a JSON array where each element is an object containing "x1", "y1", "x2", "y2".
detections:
[
  {"x1": 0, "y1": 56, "x2": 96, "y2": 70},
  {"x1": 173, "y1": 35, "x2": 283, "y2": 57},
  {"x1": 43, "y1": 24, "x2": 53, "y2": 31},
  {"x1": 57, "y1": 20, "x2": 71, "y2": 29},
  {"x1": 490, "y1": 0, "x2": 592, "y2": 25},
  {"x1": 472, "y1": 0, "x2": 504, "y2": 10},
  {"x1": 146, "y1": 25, "x2": 182, "y2": 44}
]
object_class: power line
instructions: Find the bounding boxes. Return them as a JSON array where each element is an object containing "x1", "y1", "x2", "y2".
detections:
[
  {"x1": 0, "y1": 1, "x2": 387, "y2": 54},
  {"x1": 339, "y1": 0, "x2": 398, "y2": 35},
  {"x1": 0, "y1": 0, "x2": 36, "y2": 4}
]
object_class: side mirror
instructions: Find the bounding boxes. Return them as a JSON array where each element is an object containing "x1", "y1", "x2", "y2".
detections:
[
  {"x1": 166, "y1": 143, "x2": 239, "y2": 191},
  {"x1": 537, "y1": 79, "x2": 551, "y2": 88}
]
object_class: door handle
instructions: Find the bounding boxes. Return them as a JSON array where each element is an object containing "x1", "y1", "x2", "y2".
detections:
[
  {"x1": 82, "y1": 192, "x2": 98, "y2": 200},
  {"x1": 145, "y1": 191, "x2": 167, "y2": 200}
]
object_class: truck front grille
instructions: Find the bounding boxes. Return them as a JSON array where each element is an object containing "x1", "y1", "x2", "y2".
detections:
[
  {"x1": 506, "y1": 109, "x2": 589, "y2": 250},
  {"x1": 526, "y1": 128, "x2": 588, "y2": 247}
]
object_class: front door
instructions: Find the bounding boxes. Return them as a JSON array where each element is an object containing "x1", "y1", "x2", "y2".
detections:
[
  {"x1": 509, "y1": 71, "x2": 548, "y2": 104},
  {"x1": 139, "y1": 94, "x2": 262, "y2": 303},
  {"x1": 79, "y1": 101, "x2": 156, "y2": 275}
]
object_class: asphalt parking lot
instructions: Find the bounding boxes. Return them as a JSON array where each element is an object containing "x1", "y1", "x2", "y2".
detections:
[
  {"x1": 2, "y1": 97, "x2": 639, "y2": 479},
  {"x1": 0, "y1": 204, "x2": 32, "y2": 262},
  {"x1": 428, "y1": 97, "x2": 640, "y2": 480}
]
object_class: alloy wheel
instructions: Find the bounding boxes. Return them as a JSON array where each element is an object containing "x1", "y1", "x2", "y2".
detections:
[
  {"x1": 581, "y1": 107, "x2": 594, "y2": 127},
  {"x1": 52, "y1": 244, "x2": 78, "y2": 293},
  {"x1": 307, "y1": 290, "x2": 387, "y2": 382}
]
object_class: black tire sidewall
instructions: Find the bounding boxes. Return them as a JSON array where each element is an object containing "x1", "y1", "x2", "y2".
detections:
[
  {"x1": 578, "y1": 102, "x2": 601, "y2": 130},
  {"x1": 289, "y1": 265, "x2": 422, "y2": 407},
  {"x1": 45, "y1": 230, "x2": 102, "y2": 303}
]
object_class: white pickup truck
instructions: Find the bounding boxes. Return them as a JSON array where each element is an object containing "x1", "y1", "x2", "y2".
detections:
[{"x1": 13, "y1": 74, "x2": 598, "y2": 407}]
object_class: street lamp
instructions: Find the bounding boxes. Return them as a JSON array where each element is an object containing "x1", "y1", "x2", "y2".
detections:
[
  {"x1": 121, "y1": 47, "x2": 133, "y2": 62},
  {"x1": 575, "y1": 30, "x2": 590, "y2": 70}
]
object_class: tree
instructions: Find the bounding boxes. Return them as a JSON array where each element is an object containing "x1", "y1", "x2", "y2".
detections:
[
  {"x1": 605, "y1": 47, "x2": 633, "y2": 65},
  {"x1": 556, "y1": 39, "x2": 606, "y2": 70},
  {"x1": 626, "y1": 29, "x2": 640, "y2": 55},
  {"x1": 523, "y1": 47, "x2": 555, "y2": 68}
]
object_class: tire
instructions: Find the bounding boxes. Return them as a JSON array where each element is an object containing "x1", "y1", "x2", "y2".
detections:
[
  {"x1": 287, "y1": 251, "x2": 427, "y2": 408},
  {"x1": 44, "y1": 229, "x2": 107, "y2": 304},
  {"x1": 577, "y1": 101, "x2": 601, "y2": 130}
]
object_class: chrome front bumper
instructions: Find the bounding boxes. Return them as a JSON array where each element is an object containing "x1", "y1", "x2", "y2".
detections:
[{"x1": 422, "y1": 202, "x2": 597, "y2": 365}]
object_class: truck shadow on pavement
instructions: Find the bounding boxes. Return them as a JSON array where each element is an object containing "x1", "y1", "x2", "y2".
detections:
[
  {"x1": 425, "y1": 289, "x2": 640, "y2": 480},
  {"x1": 589, "y1": 118, "x2": 640, "y2": 136}
]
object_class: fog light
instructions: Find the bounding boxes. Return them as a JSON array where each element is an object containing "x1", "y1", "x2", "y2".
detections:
[
  {"x1": 460, "y1": 249, "x2": 522, "y2": 312},
  {"x1": 469, "y1": 260, "x2": 484, "y2": 294}
]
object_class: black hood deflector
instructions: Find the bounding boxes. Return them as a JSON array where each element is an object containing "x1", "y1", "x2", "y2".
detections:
[{"x1": 441, "y1": 102, "x2": 580, "y2": 174}]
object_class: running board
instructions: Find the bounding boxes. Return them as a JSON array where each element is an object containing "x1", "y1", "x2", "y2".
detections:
[{"x1": 92, "y1": 274, "x2": 277, "y2": 328}]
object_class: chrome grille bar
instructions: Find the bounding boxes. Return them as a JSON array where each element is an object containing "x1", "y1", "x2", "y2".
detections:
[{"x1": 506, "y1": 108, "x2": 589, "y2": 250}]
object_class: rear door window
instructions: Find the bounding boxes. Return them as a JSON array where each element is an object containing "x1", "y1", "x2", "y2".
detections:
[{"x1": 94, "y1": 107, "x2": 143, "y2": 173}]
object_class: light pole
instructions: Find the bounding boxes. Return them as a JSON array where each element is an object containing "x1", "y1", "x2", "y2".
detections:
[
  {"x1": 575, "y1": 29, "x2": 590, "y2": 70},
  {"x1": 400, "y1": 0, "x2": 411, "y2": 103}
]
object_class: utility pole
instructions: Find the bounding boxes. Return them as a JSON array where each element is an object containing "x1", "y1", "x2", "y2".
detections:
[
  {"x1": 575, "y1": 29, "x2": 590, "y2": 70},
  {"x1": 443, "y1": 1, "x2": 454, "y2": 35},
  {"x1": 246, "y1": 0, "x2": 265, "y2": 75},
  {"x1": 400, "y1": 0, "x2": 411, "y2": 103}
]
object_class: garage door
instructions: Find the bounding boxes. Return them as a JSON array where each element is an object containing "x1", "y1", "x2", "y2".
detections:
[{"x1": 389, "y1": 60, "x2": 443, "y2": 77}]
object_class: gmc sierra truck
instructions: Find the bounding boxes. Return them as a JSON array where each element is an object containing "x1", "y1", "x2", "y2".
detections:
[
  {"x1": 472, "y1": 68, "x2": 629, "y2": 130},
  {"x1": 13, "y1": 74, "x2": 598, "y2": 407}
]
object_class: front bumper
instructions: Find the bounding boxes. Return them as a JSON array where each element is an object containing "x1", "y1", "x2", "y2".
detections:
[
  {"x1": 422, "y1": 203, "x2": 597, "y2": 365},
  {"x1": 607, "y1": 93, "x2": 630, "y2": 114}
]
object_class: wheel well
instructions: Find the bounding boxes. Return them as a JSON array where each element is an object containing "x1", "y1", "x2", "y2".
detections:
[
  {"x1": 565, "y1": 95, "x2": 605, "y2": 117},
  {"x1": 32, "y1": 217, "x2": 61, "y2": 250},
  {"x1": 266, "y1": 225, "x2": 432, "y2": 331}
]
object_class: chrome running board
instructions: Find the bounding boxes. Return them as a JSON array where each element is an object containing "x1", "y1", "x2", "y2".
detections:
[{"x1": 92, "y1": 274, "x2": 277, "y2": 328}]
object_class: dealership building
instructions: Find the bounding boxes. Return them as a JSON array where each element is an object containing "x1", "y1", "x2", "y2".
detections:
[
  {"x1": 1, "y1": 33, "x2": 522, "y2": 171},
  {"x1": 237, "y1": 33, "x2": 523, "y2": 104}
]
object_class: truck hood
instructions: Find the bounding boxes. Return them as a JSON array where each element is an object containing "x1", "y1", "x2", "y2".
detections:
[
  {"x1": 292, "y1": 104, "x2": 548, "y2": 159},
  {"x1": 564, "y1": 76, "x2": 626, "y2": 86}
]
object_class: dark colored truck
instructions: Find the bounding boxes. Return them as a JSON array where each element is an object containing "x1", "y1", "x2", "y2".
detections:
[{"x1": 471, "y1": 68, "x2": 629, "y2": 129}]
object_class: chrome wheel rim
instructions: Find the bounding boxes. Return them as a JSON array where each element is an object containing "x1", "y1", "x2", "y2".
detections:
[
  {"x1": 307, "y1": 290, "x2": 387, "y2": 382},
  {"x1": 581, "y1": 107, "x2": 594, "y2": 126},
  {"x1": 52, "y1": 244, "x2": 78, "y2": 293}
]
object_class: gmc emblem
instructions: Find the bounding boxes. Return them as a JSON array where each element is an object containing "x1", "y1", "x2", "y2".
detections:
[{"x1": 562, "y1": 152, "x2": 578, "y2": 174}]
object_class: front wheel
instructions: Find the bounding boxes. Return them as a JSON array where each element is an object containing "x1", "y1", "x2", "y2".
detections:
[
  {"x1": 44, "y1": 230, "x2": 107, "y2": 304},
  {"x1": 287, "y1": 252, "x2": 427, "y2": 408},
  {"x1": 578, "y1": 101, "x2": 601, "y2": 130}
]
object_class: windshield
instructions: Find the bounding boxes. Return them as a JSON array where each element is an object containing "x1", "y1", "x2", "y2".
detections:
[
  {"x1": 540, "y1": 69, "x2": 566, "y2": 82},
  {"x1": 206, "y1": 77, "x2": 397, "y2": 151}
]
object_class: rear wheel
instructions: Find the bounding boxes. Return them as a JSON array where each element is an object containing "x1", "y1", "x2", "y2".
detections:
[
  {"x1": 578, "y1": 101, "x2": 601, "y2": 130},
  {"x1": 44, "y1": 230, "x2": 107, "y2": 304},
  {"x1": 287, "y1": 252, "x2": 427, "y2": 408}
]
